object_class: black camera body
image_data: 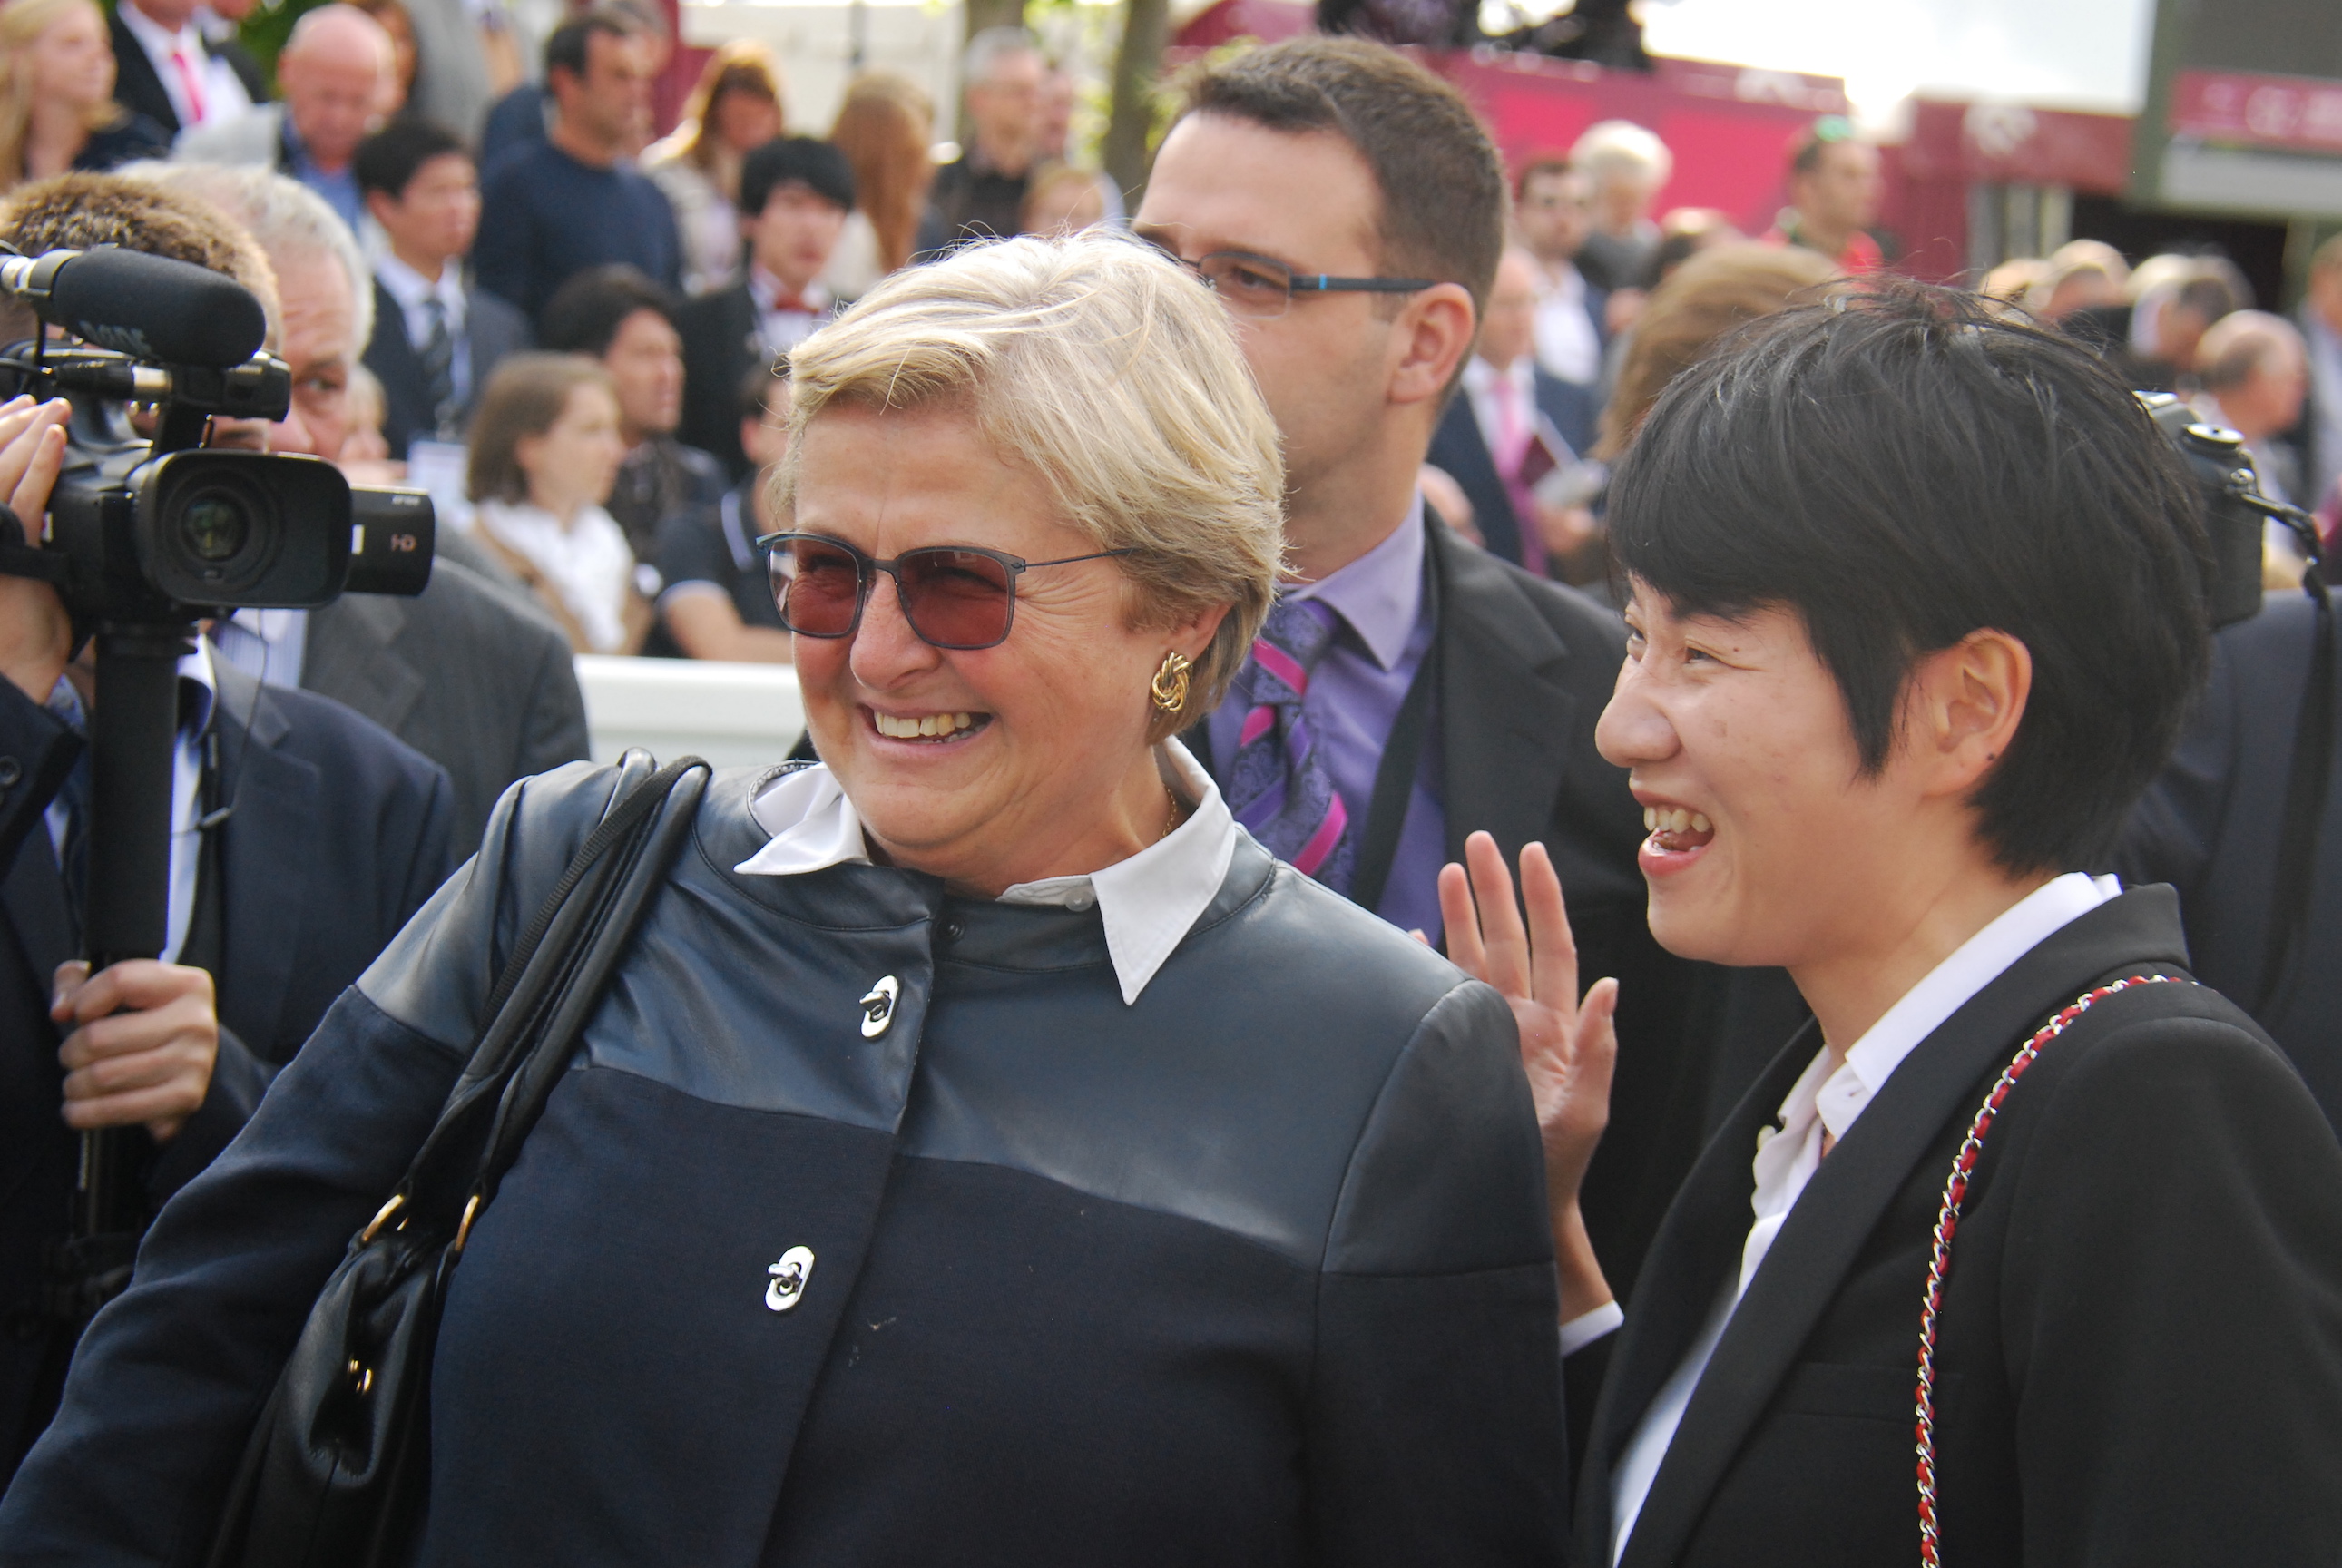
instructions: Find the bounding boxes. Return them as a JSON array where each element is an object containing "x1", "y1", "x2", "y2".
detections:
[
  {"x1": 2138, "y1": 391, "x2": 2288, "y2": 629},
  {"x1": 5, "y1": 341, "x2": 434, "y2": 622}
]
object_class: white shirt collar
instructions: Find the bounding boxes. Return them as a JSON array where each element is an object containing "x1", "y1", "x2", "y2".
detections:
[
  {"x1": 116, "y1": 0, "x2": 201, "y2": 62},
  {"x1": 734, "y1": 740, "x2": 1238, "y2": 1006},
  {"x1": 376, "y1": 252, "x2": 465, "y2": 320}
]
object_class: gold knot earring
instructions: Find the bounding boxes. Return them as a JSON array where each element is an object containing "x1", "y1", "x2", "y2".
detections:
[{"x1": 1151, "y1": 651, "x2": 1193, "y2": 714}]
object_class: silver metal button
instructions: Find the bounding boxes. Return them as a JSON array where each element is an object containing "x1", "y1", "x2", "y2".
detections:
[
  {"x1": 858, "y1": 975, "x2": 899, "y2": 1038},
  {"x1": 765, "y1": 1246, "x2": 815, "y2": 1311}
]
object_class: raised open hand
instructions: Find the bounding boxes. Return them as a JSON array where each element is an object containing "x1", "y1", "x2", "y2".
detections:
[{"x1": 1440, "y1": 830, "x2": 1618, "y2": 1318}]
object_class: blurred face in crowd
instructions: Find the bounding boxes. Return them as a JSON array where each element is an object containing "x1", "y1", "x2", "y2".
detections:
[
  {"x1": 747, "y1": 182, "x2": 849, "y2": 295},
  {"x1": 790, "y1": 400, "x2": 1220, "y2": 895},
  {"x1": 516, "y1": 380, "x2": 627, "y2": 521},
  {"x1": 1592, "y1": 170, "x2": 1657, "y2": 237},
  {"x1": 711, "y1": 84, "x2": 782, "y2": 156},
  {"x1": 1597, "y1": 585, "x2": 2015, "y2": 970},
  {"x1": 1476, "y1": 249, "x2": 1539, "y2": 372},
  {"x1": 1137, "y1": 114, "x2": 1423, "y2": 517},
  {"x1": 125, "y1": 0, "x2": 201, "y2": 32},
  {"x1": 30, "y1": 1, "x2": 115, "y2": 113},
  {"x1": 278, "y1": 10, "x2": 395, "y2": 173},
  {"x1": 1514, "y1": 168, "x2": 1592, "y2": 266},
  {"x1": 2223, "y1": 342, "x2": 2310, "y2": 441},
  {"x1": 602, "y1": 306, "x2": 684, "y2": 444},
  {"x1": 1790, "y1": 140, "x2": 1881, "y2": 237},
  {"x1": 258, "y1": 247, "x2": 358, "y2": 458},
  {"x1": 554, "y1": 29, "x2": 655, "y2": 162},
  {"x1": 367, "y1": 150, "x2": 479, "y2": 275},
  {"x1": 1037, "y1": 68, "x2": 1074, "y2": 162},
  {"x1": 2312, "y1": 264, "x2": 2342, "y2": 337},
  {"x1": 965, "y1": 47, "x2": 1044, "y2": 172}
]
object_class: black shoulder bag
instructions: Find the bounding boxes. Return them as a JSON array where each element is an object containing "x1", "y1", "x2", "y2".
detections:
[{"x1": 207, "y1": 751, "x2": 711, "y2": 1568}]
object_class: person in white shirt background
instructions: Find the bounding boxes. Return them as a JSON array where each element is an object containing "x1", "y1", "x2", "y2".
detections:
[
  {"x1": 1510, "y1": 152, "x2": 1606, "y2": 394},
  {"x1": 107, "y1": 0, "x2": 254, "y2": 140}
]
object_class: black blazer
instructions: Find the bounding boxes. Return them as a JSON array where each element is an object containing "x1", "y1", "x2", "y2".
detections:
[
  {"x1": 105, "y1": 9, "x2": 263, "y2": 141},
  {"x1": 1, "y1": 665, "x2": 453, "y2": 1480},
  {"x1": 1577, "y1": 887, "x2": 2342, "y2": 1566},
  {"x1": 3, "y1": 761, "x2": 1572, "y2": 1564},
  {"x1": 361, "y1": 277, "x2": 532, "y2": 458},
  {"x1": 677, "y1": 282, "x2": 791, "y2": 480},
  {"x1": 302, "y1": 556, "x2": 590, "y2": 858},
  {"x1": 1188, "y1": 518, "x2": 1714, "y2": 1301},
  {"x1": 1425, "y1": 368, "x2": 1598, "y2": 568},
  {"x1": 2118, "y1": 590, "x2": 2342, "y2": 1132}
]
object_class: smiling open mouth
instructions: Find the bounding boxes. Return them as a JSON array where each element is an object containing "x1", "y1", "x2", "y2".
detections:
[
  {"x1": 1642, "y1": 805, "x2": 1715, "y2": 853},
  {"x1": 867, "y1": 708, "x2": 991, "y2": 743}
]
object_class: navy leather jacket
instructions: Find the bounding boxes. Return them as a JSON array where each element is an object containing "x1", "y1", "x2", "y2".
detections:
[{"x1": 2, "y1": 760, "x2": 1572, "y2": 1566}]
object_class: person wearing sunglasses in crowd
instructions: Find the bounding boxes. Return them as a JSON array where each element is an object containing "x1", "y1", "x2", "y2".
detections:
[{"x1": 0, "y1": 229, "x2": 1612, "y2": 1565}]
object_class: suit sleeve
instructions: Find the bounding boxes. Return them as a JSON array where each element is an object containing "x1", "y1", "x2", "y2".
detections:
[
  {"x1": 516, "y1": 618, "x2": 591, "y2": 780},
  {"x1": 1305, "y1": 980, "x2": 1570, "y2": 1567},
  {"x1": 2003, "y1": 1013, "x2": 2342, "y2": 1566},
  {"x1": 0, "y1": 763, "x2": 624, "y2": 1565},
  {"x1": 0, "y1": 677, "x2": 78, "y2": 878}
]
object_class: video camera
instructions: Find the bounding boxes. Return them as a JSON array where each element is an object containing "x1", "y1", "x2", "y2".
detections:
[
  {"x1": 0, "y1": 245, "x2": 435, "y2": 1316},
  {"x1": 0, "y1": 244, "x2": 433, "y2": 621}
]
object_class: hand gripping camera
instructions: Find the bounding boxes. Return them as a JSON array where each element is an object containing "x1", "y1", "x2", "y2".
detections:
[{"x1": 0, "y1": 244, "x2": 435, "y2": 1302}]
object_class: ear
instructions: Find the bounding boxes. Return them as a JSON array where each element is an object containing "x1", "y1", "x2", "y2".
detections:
[
  {"x1": 1386, "y1": 281, "x2": 1477, "y2": 410},
  {"x1": 1168, "y1": 599, "x2": 1230, "y2": 662},
  {"x1": 1906, "y1": 629, "x2": 2032, "y2": 797}
]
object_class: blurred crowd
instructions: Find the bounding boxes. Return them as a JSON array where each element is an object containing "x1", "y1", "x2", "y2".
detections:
[{"x1": 0, "y1": 0, "x2": 1122, "y2": 671}]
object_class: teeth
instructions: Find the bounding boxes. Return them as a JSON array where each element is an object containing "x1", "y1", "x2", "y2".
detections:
[
  {"x1": 1644, "y1": 805, "x2": 1715, "y2": 837},
  {"x1": 1690, "y1": 813, "x2": 1710, "y2": 833},
  {"x1": 876, "y1": 711, "x2": 976, "y2": 739}
]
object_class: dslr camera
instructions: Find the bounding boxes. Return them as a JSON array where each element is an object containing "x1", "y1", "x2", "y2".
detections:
[{"x1": 0, "y1": 243, "x2": 433, "y2": 622}]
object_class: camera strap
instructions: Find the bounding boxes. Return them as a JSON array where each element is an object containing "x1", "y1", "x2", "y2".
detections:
[{"x1": 0, "y1": 501, "x2": 69, "y2": 588}]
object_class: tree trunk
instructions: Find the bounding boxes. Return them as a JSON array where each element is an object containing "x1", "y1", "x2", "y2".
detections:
[{"x1": 1102, "y1": 0, "x2": 1171, "y2": 203}]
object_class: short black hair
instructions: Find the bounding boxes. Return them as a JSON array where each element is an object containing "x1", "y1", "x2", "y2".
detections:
[
  {"x1": 354, "y1": 118, "x2": 469, "y2": 201},
  {"x1": 740, "y1": 135, "x2": 856, "y2": 217},
  {"x1": 539, "y1": 264, "x2": 680, "y2": 358},
  {"x1": 544, "y1": 6, "x2": 640, "y2": 83},
  {"x1": 1609, "y1": 281, "x2": 2211, "y2": 874}
]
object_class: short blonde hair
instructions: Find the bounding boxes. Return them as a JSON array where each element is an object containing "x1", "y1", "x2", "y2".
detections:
[
  {"x1": 777, "y1": 230, "x2": 1285, "y2": 734},
  {"x1": 1570, "y1": 119, "x2": 1672, "y2": 190}
]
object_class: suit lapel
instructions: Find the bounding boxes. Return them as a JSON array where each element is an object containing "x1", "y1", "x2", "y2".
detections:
[
  {"x1": 300, "y1": 590, "x2": 426, "y2": 737},
  {"x1": 1612, "y1": 889, "x2": 2193, "y2": 1568},
  {"x1": 107, "y1": 11, "x2": 179, "y2": 136},
  {"x1": 1429, "y1": 523, "x2": 1579, "y2": 867},
  {"x1": 2, "y1": 822, "x2": 78, "y2": 985},
  {"x1": 209, "y1": 667, "x2": 318, "y2": 1054}
]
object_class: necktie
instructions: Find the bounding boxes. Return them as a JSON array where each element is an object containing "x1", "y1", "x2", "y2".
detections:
[
  {"x1": 171, "y1": 46, "x2": 206, "y2": 126},
  {"x1": 417, "y1": 296, "x2": 458, "y2": 438},
  {"x1": 1226, "y1": 596, "x2": 1355, "y2": 892}
]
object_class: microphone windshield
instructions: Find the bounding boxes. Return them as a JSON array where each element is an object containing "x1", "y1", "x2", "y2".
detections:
[{"x1": 46, "y1": 247, "x2": 269, "y2": 368}]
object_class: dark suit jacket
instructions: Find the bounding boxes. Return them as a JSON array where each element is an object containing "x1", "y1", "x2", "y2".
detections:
[
  {"x1": 105, "y1": 9, "x2": 263, "y2": 141},
  {"x1": 362, "y1": 276, "x2": 532, "y2": 458},
  {"x1": 302, "y1": 557, "x2": 590, "y2": 859},
  {"x1": 1425, "y1": 369, "x2": 1599, "y2": 569},
  {"x1": 1577, "y1": 888, "x2": 2342, "y2": 1567},
  {"x1": 1187, "y1": 518, "x2": 1712, "y2": 1301},
  {"x1": 2, "y1": 664, "x2": 453, "y2": 1480},
  {"x1": 678, "y1": 282, "x2": 759, "y2": 477},
  {"x1": 2118, "y1": 591, "x2": 2342, "y2": 1132}
]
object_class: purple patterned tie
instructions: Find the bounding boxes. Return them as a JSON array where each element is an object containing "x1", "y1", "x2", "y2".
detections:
[{"x1": 1227, "y1": 596, "x2": 1355, "y2": 892}]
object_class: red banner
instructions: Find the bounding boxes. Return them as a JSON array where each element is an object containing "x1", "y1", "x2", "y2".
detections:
[{"x1": 2170, "y1": 67, "x2": 2342, "y2": 153}]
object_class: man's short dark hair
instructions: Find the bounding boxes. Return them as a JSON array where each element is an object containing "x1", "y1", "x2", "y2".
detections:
[
  {"x1": 1608, "y1": 282, "x2": 2211, "y2": 875},
  {"x1": 1787, "y1": 115, "x2": 1860, "y2": 178},
  {"x1": 354, "y1": 118, "x2": 470, "y2": 201},
  {"x1": 539, "y1": 264, "x2": 680, "y2": 358},
  {"x1": 1177, "y1": 36, "x2": 1506, "y2": 317},
  {"x1": 544, "y1": 6, "x2": 640, "y2": 83},
  {"x1": 740, "y1": 136, "x2": 856, "y2": 218}
]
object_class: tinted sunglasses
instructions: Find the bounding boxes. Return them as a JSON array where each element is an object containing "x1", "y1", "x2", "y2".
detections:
[{"x1": 759, "y1": 531, "x2": 1135, "y2": 651}]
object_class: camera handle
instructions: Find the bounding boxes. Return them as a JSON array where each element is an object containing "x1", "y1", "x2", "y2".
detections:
[{"x1": 70, "y1": 617, "x2": 195, "y2": 1275}]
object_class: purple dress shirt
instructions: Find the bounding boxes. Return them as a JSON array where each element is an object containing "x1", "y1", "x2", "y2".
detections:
[{"x1": 1210, "y1": 499, "x2": 1449, "y2": 943}]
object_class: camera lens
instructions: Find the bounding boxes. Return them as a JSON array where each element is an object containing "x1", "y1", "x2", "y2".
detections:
[{"x1": 179, "y1": 491, "x2": 250, "y2": 563}]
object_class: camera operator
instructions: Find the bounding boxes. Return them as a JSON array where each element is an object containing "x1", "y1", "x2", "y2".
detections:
[{"x1": 0, "y1": 175, "x2": 458, "y2": 1485}]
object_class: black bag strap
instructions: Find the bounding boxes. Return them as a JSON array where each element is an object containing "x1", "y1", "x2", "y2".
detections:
[
  {"x1": 1349, "y1": 525, "x2": 1442, "y2": 916},
  {"x1": 359, "y1": 752, "x2": 710, "y2": 1250}
]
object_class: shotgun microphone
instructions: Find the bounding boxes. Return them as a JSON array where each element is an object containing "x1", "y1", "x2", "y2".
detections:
[{"x1": 0, "y1": 244, "x2": 269, "y2": 368}]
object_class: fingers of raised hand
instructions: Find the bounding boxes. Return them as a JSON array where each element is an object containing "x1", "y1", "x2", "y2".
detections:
[
  {"x1": 1464, "y1": 830, "x2": 1534, "y2": 998},
  {"x1": 1517, "y1": 842, "x2": 1581, "y2": 1011},
  {"x1": 0, "y1": 398, "x2": 68, "y2": 509},
  {"x1": 1437, "y1": 860, "x2": 1485, "y2": 980}
]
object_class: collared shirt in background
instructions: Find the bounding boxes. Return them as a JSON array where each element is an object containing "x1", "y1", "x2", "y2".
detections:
[
  {"x1": 1207, "y1": 498, "x2": 1445, "y2": 943},
  {"x1": 115, "y1": 0, "x2": 250, "y2": 132},
  {"x1": 376, "y1": 252, "x2": 475, "y2": 410},
  {"x1": 279, "y1": 116, "x2": 363, "y2": 232},
  {"x1": 747, "y1": 266, "x2": 833, "y2": 359},
  {"x1": 208, "y1": 608, "x2": 308, "y2": 691},
  {"x1": 1532, "y1": 258, "x2": 1601, "y2": 387},
  {"x1": 737, "y1": 742, "x2": 1236, "y2": 1006},
  {"x1": 1608, "y1": 871, "x2": 2123, "y2": 1563}
]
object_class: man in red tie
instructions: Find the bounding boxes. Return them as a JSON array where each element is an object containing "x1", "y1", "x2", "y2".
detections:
[
  {"x1": 107, "y1": 0, "x2": 261, "y2": 139},
  {"x1": 679, "y1": 137, "x2": 857, "y2": 479}
]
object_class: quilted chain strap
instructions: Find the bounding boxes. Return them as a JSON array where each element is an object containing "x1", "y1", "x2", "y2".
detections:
[{"x1": 1914, "y1": 973, "x2": 2191, "y2": 1566}]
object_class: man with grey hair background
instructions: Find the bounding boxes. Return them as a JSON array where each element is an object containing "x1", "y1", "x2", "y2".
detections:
[
  {"x1": 171, "y1": 5, "x2": 397, "y2": 232},
  {"x1": 927, "y1": 25, "x2": 1049, "y2": 246},
  {"x1": 134, "y1": 162, "x2": 590, "y2": 855}
]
